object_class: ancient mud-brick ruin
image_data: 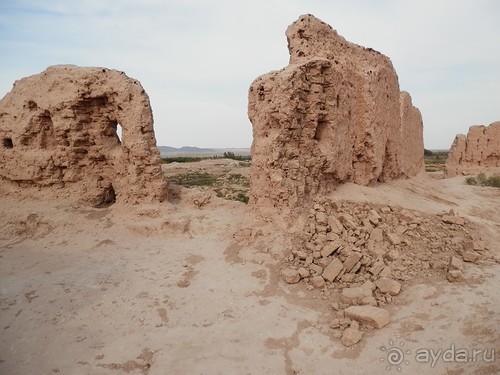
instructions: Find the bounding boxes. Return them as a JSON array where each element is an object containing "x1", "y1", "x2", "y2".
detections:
[
  {"x1": 248, "y1": 15, "x2": 424, "y2": 209},
  {"x1": 445, "y1": 122, "x2": 500, "y2": 177},
  {"x1": 0, "y1": 65, "x2": 167, "y2": 206}
]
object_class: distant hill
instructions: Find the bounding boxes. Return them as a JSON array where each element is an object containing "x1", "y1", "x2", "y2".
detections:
[
  {"x1": 158, "y1": 146, "x2": 216, "y2": 154},
  {"x1": 158, "y1": 146, "x2": 250, "y2": 156}
]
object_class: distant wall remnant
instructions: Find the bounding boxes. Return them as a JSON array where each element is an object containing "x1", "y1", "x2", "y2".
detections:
[
  {"x1": 0, "y1": 65, "x2": 167, "y2": 206},
  {"x1": 248, "y1": 15, "x2": 423, "y2": 210},
  {"x1": 445, "y1": 122, "x2": 500, "y2": 177}
]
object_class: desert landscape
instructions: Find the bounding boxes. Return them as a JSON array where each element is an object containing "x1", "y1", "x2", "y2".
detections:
[{"x1": 1, "y1": 14, "x2": 499, "y2": 375}]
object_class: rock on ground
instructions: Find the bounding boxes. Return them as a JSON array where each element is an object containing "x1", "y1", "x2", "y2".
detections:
[
  {"x1": 282, "y1": 268, "x2": 301, "y2": 284},
  {"x1": 345, "y1": 305, "x2": 390, "y2": 329},
  {"x1": 341, "y1": 327, "x2": 363, "y2": 347},
  {"x1": 375, "y1": 278, "x2": 401, "y2": 296}
]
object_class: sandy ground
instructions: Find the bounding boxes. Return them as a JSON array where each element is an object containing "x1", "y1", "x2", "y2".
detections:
[{"x1": 0, "y1": 167, "x2": 499, "y2": 375}]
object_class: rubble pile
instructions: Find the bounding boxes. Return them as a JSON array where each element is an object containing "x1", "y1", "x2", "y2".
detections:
[{"x1": 281, "y1": 200, "x2": 489, "y2": 346}]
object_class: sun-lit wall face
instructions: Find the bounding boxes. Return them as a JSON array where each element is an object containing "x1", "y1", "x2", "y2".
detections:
[{"x1": 0, "y1": 65, "x2": 167, "y2": 206}]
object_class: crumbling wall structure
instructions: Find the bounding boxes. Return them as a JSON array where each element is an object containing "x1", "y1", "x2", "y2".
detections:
[
  {"x1": 248, "y1": 15, "x2": 424, "y2": 210},
  {"x1": 0, "y1": 65, "x2": 167, "y2": 206},
  {"x1": 445, "y1": 122, "x2": 500, "y2": 177}
]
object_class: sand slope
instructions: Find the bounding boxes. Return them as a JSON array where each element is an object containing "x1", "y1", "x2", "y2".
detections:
[{"x1": 0, "y1": 171, "x2": 498, "y2": 374}]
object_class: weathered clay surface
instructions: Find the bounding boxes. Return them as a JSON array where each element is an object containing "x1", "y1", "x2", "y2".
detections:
[
  {"x1": 0, "y1": 65, "x2": 167, "y2": 206},
  {"x1": 248, "y1": 15, "x2": 423, "y2": 210},
  {"x1": 445, "y1": 122, "x2": 500, "y2": 177}
]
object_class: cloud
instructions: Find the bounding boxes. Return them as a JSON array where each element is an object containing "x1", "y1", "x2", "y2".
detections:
[{"x1": 1, "y1": 0, "x2": 499, "y2": 148}]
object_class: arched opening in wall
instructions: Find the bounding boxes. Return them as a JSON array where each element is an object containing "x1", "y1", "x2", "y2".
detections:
[
  {"x1": 105, "y1": 120, "x2": 123, "y2": 146},
  {"x1": 2, "y1": 138, "x2": 13, "y2": 149},
  {"x1": 314, "y1": 120, "x2": 328, "y2": 141},
  {"x1": 116, "y1": 123, "x2": 123, "y2": 144},
  {"x1": 97, "y1": 184, "x2": 116, "y2": 208}
]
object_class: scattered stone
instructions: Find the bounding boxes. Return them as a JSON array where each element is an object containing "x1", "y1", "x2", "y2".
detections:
[
  {"x1": 462, "y1": 251, "x2": 479, "y2": 263},
  {"x1": 341, "y1": 273, "x2": 356, "y2": 283},
  {"x1": 316, "y1": 211, "x2": 328, "y2": 226},
  {"x1": 447, "y1": 269, "x2": 465, "y2": 282},
  {"x1": 395, "y1": 225, "x2": 408, "y2": 236},
  {"x1": 369, "y1": 260, "x2": 386, "y2": 276},
  {"x1": 473, "y1": 241, "x2": 486, "y2": 251},
  {"x1": 295, "y1": 250, "x2": 307, "y2": 260},
  {"x1": 379, "y1": 266, "x2": 392, "y2": 278},
  {"x1": 369, "y1": 210, "x2": 382, "y2": 221},
  {"x1": 442, "y1": 215, "x2": 465, "y2": 226},
  {"x1": 462, "y1": 241, "x2": 474, "y2": 252},
  {"x1": 341, "y1": 327, "x2": 363, "y2": 347},
  {"x1": 177, "y1": 280, "x2": 190, "y2": 288},
  {"x1": 341, "y1": 287, "x2": 372, "y2": 304},
  {"x1": 386, "y1": 232, "x2": 402, "y2": 246},
  {"x1": 447, "y1": 256, "x2": 465, "y2": 282},
  {"x1": 310, "y1": 275, "x2": 326, "y2": 288},
  {"x1": 362, "y1": 281, "x2": 376, "y2": 291},
  {"x1": 322, "y1": 258, "x2": 343, "y2": 282},
  {"x1": 282, "y1": 268, "x2": 300, "y2": 284},
  {"x1": 329, "y1": 318, "x2": 340, "y2": 329},
  {"x1": 370, "y1": 228, "x2": 384, "y2": 243},
  {"x1": 385, "y1": 249, "x2": 400, "y2": 261},
  {"x1": 338, "y1": 214, "x2": 357, "y2": 230},
  {"x1": 309, "y1": 264, "x2": 323, "y2": 275},
  {"x1": 281, "y1": 199, "x2": 482, "y2": 331},
  {"x1": 449, "y1": 256, "x2": 464, "y2": 271},
  {"x1": 331, "y1": 330, "x2": 343, "y2": 340},
  {"x1": 328, "y1": 216, "x2": 344, "y2": 235},
  {"x1": 298, "y1": 267, "x2": 310, "y2": 278},
  {"x1": 361, "y1": 296, "x2": 378, "y2": 306},
  {"x1": 345, "y1": 305, "x2": 390, "y2": 329},
  {"x1": 343, "y1": 252, "x2": 363, "y2": 272},
  {"x1": 350, "y1": 320, "x2": 360, "y2": 330},
  {"x1": 375, "y1": 278, "x2": 401, "y2": 296},
  {"x1": 321, "y1": 240, "x2": 343, "y2": 257}
]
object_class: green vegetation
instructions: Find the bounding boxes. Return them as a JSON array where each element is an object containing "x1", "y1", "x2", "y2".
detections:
[
  {"x1": 161, "y1": 156, "x2": 204, "y2": 164},
  {"x1": 465, "y1": 173, "x2": 500, "y2": 188},
  {"x1": 168, "y1": 170, "x2": 250, "y2": 204},
  {"x1": 169, "y1": 172, "x2": 217, "y2": 186},
  {"x1": 161, "y1": 153, "x2": 251, "y2": 164},
  {"x1": 227, "y1": 173, "x2": 250, "y2": 187},
  {"x1": 234, "y1": 192, "x2": 250, "y2": 204},
  {"x1": 424, "y1": 149, "x2": 448, "y2": 172},
  {"x1": 223, "y1": 151, "x2": 252, "y2": 161}
]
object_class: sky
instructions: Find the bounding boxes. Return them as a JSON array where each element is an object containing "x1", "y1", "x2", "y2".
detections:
[{"x1": 0, "y1": 0, "x2": 498, "y2": 149}]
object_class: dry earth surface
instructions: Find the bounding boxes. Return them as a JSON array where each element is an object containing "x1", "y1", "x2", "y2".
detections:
[{"x1": 1, "y1": 160, "x2": 499, "y2": 375}]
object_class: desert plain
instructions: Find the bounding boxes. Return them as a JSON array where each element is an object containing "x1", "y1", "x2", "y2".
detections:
[{"x1": 0, "y1": 160, "x2": 499, "y2": 374}]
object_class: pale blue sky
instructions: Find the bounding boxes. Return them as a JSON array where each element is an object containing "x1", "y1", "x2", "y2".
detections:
[{"x1": 1, "y1": 0, "x2": 498, "y2": 148}]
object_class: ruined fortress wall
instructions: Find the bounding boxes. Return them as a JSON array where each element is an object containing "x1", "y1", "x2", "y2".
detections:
[
  {"x1": 0, "y1": 65, "x2": 167, "y2": 206},
  {"x1": 445, "y1": 122, "x2": 500, "y2": 177},
  {"x1": 248, "y1": 15, "x2": 424, "y2": 210}
]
